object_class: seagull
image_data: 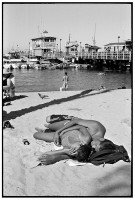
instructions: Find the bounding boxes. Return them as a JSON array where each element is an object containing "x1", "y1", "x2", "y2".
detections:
[{"x1": 38, "y1": 93, "x2": 49, "y2": 99}]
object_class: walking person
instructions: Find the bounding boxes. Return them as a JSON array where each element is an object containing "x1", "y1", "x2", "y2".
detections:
[{"x1": 60, "y1": 72, "x2": 69, "y2": 91}]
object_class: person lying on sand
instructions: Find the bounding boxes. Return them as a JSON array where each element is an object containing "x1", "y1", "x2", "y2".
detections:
[
  {"x1": 34, "y1": 116, "x2": 106, "y2": 165},
  {"x1": 34, "y1": 125, "x2": 92, "y2": 164},
  {"x1": 46, "y1": 116, "x2": 106, "y2": 150}
]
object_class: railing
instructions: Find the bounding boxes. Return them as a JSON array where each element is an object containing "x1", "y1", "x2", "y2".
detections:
[
  {"x1": 32, "y1": 51, "x2": 131, "y2": 61},
  {"x1": 53, "y1": 51, "x2": 132, "y2": 61},
  {"x1": 84, "y1": 51, "x2": 131, "y2": 61}
]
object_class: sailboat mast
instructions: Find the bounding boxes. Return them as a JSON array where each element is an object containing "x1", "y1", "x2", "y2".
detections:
[{"x1": 93, "y1": 24, "x2": 96, "y2": 46}]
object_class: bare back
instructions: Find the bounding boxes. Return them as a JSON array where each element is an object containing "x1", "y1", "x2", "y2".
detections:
[
  {"x1": 77, "y1": 119, "x2": 106, "y2": 139},
  {"x1": 63, "y1": 75, "x2": 68, "y2": 83}
]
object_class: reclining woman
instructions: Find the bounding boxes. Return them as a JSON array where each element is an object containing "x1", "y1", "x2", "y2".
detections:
[{"x1": 34, "y1": 115, "x2": 106, "y2": 165}]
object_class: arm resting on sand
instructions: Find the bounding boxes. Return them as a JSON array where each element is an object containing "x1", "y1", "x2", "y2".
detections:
[{"x1": 38, "y1": 149, "x2": 73, "y2": 165}]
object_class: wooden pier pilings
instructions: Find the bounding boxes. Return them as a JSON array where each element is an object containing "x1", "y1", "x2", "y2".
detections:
[{"x1": 75, "y1": 57, "x2": 131, "y2": 72}]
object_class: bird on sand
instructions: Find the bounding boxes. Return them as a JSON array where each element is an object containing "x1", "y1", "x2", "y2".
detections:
[{"x1": 38, "y1": 93, "x2": 49, "y2": 99}]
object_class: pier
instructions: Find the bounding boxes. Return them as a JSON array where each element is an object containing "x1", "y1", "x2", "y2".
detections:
[
  {"x1": 55, "y1": 51, "x2": 131, "y2": 61},
  {"x1": 49, "y1": 51, "x2": 132, "y2": 72}
]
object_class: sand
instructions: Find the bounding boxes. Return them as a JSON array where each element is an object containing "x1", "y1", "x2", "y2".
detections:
[{"x1": 3, "y1": 89, "x2": 131, "y2": 196}]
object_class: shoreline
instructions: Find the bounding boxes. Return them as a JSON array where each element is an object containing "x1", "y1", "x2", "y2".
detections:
[{"x1": 3, "y1": 89, "x2": 131, "y2": 196}]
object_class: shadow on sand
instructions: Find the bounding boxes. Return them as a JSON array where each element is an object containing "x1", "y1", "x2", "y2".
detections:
[
  {"x1": 3, "y1": 89, "x2": 112, "y2": 121},
  {"x1": 96, "y1": 164, "x2": 131, "y2": 196},
  {"x1": 3, "y1": 95, "x2": 28, "y2": 103}
]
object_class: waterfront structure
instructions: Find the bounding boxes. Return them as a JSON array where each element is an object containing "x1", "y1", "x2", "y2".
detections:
[
  {"x1": 31, "y1": 33, "x2": 57, "y2": 58},
  {"x1": 85, "y1": 44, "x2": 101, "y2": 53},
  {"x1": 8, "y1": 50, "x2": 20, "y2": 59},
  {"x1": 125, "y1": 40, "x2": 132, "y2": 51},
  {"x1": 104, "y1": 42, "x2": 129, "y2": 52},
  {"x1": 65, "y1": 41, "x2": 79, "y2": 56}
]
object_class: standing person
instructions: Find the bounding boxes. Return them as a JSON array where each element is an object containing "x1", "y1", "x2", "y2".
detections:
[
  {"x1": 60, "y1": 72, "x2": 69, "y2": 91},
  {"x1": 3, "y1": 69, "x2": 15, "y2": 98}
]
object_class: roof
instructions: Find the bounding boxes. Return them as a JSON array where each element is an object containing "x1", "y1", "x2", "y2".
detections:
[
  {"x1": 104, "y1": 42, "x2": 125, "y2": 46},
  {"x1": 31, "y1": 36, "x2": 56, "y2": 41},
  {"x1": 66, "y1": 41, "x2": 79, "y2": 47},
  {"x1": 9, "y1": 51, "x2": 20, "y2": 54},
  {"x1": 85, "y1": 44, "x2": 93, "y2": 47},
  {"x1": 85, "y1": 44, "x2": 101, "y2": 49}
]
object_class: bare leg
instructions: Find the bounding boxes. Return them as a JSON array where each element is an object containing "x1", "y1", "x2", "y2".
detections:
[
  {"x1": 35, "y1": 127, "x2": 45, "y2": 132},
  {"x1": 33, "y1": 131, "x2": 55, "y2": 142}
]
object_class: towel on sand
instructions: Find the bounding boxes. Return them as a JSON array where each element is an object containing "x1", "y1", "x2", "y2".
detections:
[{"x1": 22, "y1": 142, "x2": 88, "y2": 168}]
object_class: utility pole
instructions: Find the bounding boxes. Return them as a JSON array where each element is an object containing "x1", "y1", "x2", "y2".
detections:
[
  {"x1": 60, "y1": 39, "x2": 62, "y2": 56},
  {"x1": 69, "y1": 34, "x2": 70, "y2": 43},
  {"x1": 92, "y1": 24, "x2": 96, "y2": 47},
  {"x1": 118, "y1": 36, "x2": 120, "y2": 43},
  {"x1": 80, "y1": 42, "x2": 81, "y2": 53},
  {"x1": 118, "y1": 36, "x2": 120, "y2": 52},
  {"x1": 29, "y1": 42, "x2": 30, "y2": 58}
]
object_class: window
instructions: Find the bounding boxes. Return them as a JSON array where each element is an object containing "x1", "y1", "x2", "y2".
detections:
[
  {"x1": 45, "y1": 39, "x2": 49, "y2": 42},
  {"x1": 71, "y1": 48, "x2": 74, "y2": 51}
]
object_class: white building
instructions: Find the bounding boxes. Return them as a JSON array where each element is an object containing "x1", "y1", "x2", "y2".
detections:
[{"x1": 31, "y1": 33, "x2": 57, "y2": 58}]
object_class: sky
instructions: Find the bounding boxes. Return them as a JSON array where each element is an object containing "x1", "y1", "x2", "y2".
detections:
[{"x1": 3, "y1": 3, "x2": 132, "y2": 54}]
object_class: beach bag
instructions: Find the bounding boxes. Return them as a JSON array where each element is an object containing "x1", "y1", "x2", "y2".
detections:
[{"x1": 88, "y1": 145, "x2": 130, "y2": 166}]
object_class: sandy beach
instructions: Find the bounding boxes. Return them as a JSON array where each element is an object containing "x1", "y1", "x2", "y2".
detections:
[{"x1": 3, "y1": 89, "x2": 131, "y2": 196}]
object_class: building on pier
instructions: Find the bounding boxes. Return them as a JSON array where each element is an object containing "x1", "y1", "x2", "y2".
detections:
[
  {"x1": 104, "y1": 41, "x2": 131, "y2": 52},
  {"x1": 65, "y1": 41, "x2": 79, "y2": 56},
  {"x1": 8, "y1": 49, "x2": 20, "y2": 59},
  {"x1": 31, "y1": 31, "x2": 57, "y2": 58},
  {"x1": 85, "y1": 44, "x2": 101, "y2": 53}
]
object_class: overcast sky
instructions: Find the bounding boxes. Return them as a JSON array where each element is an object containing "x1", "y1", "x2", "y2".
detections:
[{"x1": 3, "y1": 3, "x2": 131, "y2": 53}]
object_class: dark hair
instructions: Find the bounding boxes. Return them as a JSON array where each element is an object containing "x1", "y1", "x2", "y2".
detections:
[
  {"x1": 99, "y1": 139, "x2": 116, "y2": 151},
  {"x1": 76, "y1": 144, "x2": 91, "y2": 162}
]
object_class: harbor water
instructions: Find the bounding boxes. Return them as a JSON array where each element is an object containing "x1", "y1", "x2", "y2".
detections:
[{"x1": 11, "y1": 68, "x2": 131, "y2": 93}]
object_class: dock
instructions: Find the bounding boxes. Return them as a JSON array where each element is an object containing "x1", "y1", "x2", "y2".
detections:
[{"x1": 55, "y1": 51, "x2": 131, "y2": 61}]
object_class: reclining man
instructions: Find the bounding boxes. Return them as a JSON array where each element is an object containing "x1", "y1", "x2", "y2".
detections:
[{"x1": 34, "y1": 115, "x2": 106, "y2": 165}]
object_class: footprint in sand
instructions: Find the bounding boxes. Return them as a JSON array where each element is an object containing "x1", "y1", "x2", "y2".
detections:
[{"x1": 68, "y1": 108, "x2": 82, "y2": 111}]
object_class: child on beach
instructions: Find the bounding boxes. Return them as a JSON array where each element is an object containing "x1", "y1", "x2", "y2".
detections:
[
  {"x1": 34, "y1": 116, "x2": 106, "y2": 165},
  {"x1": 60, "y1": 72, "x2": 69, "y2": 91}
]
